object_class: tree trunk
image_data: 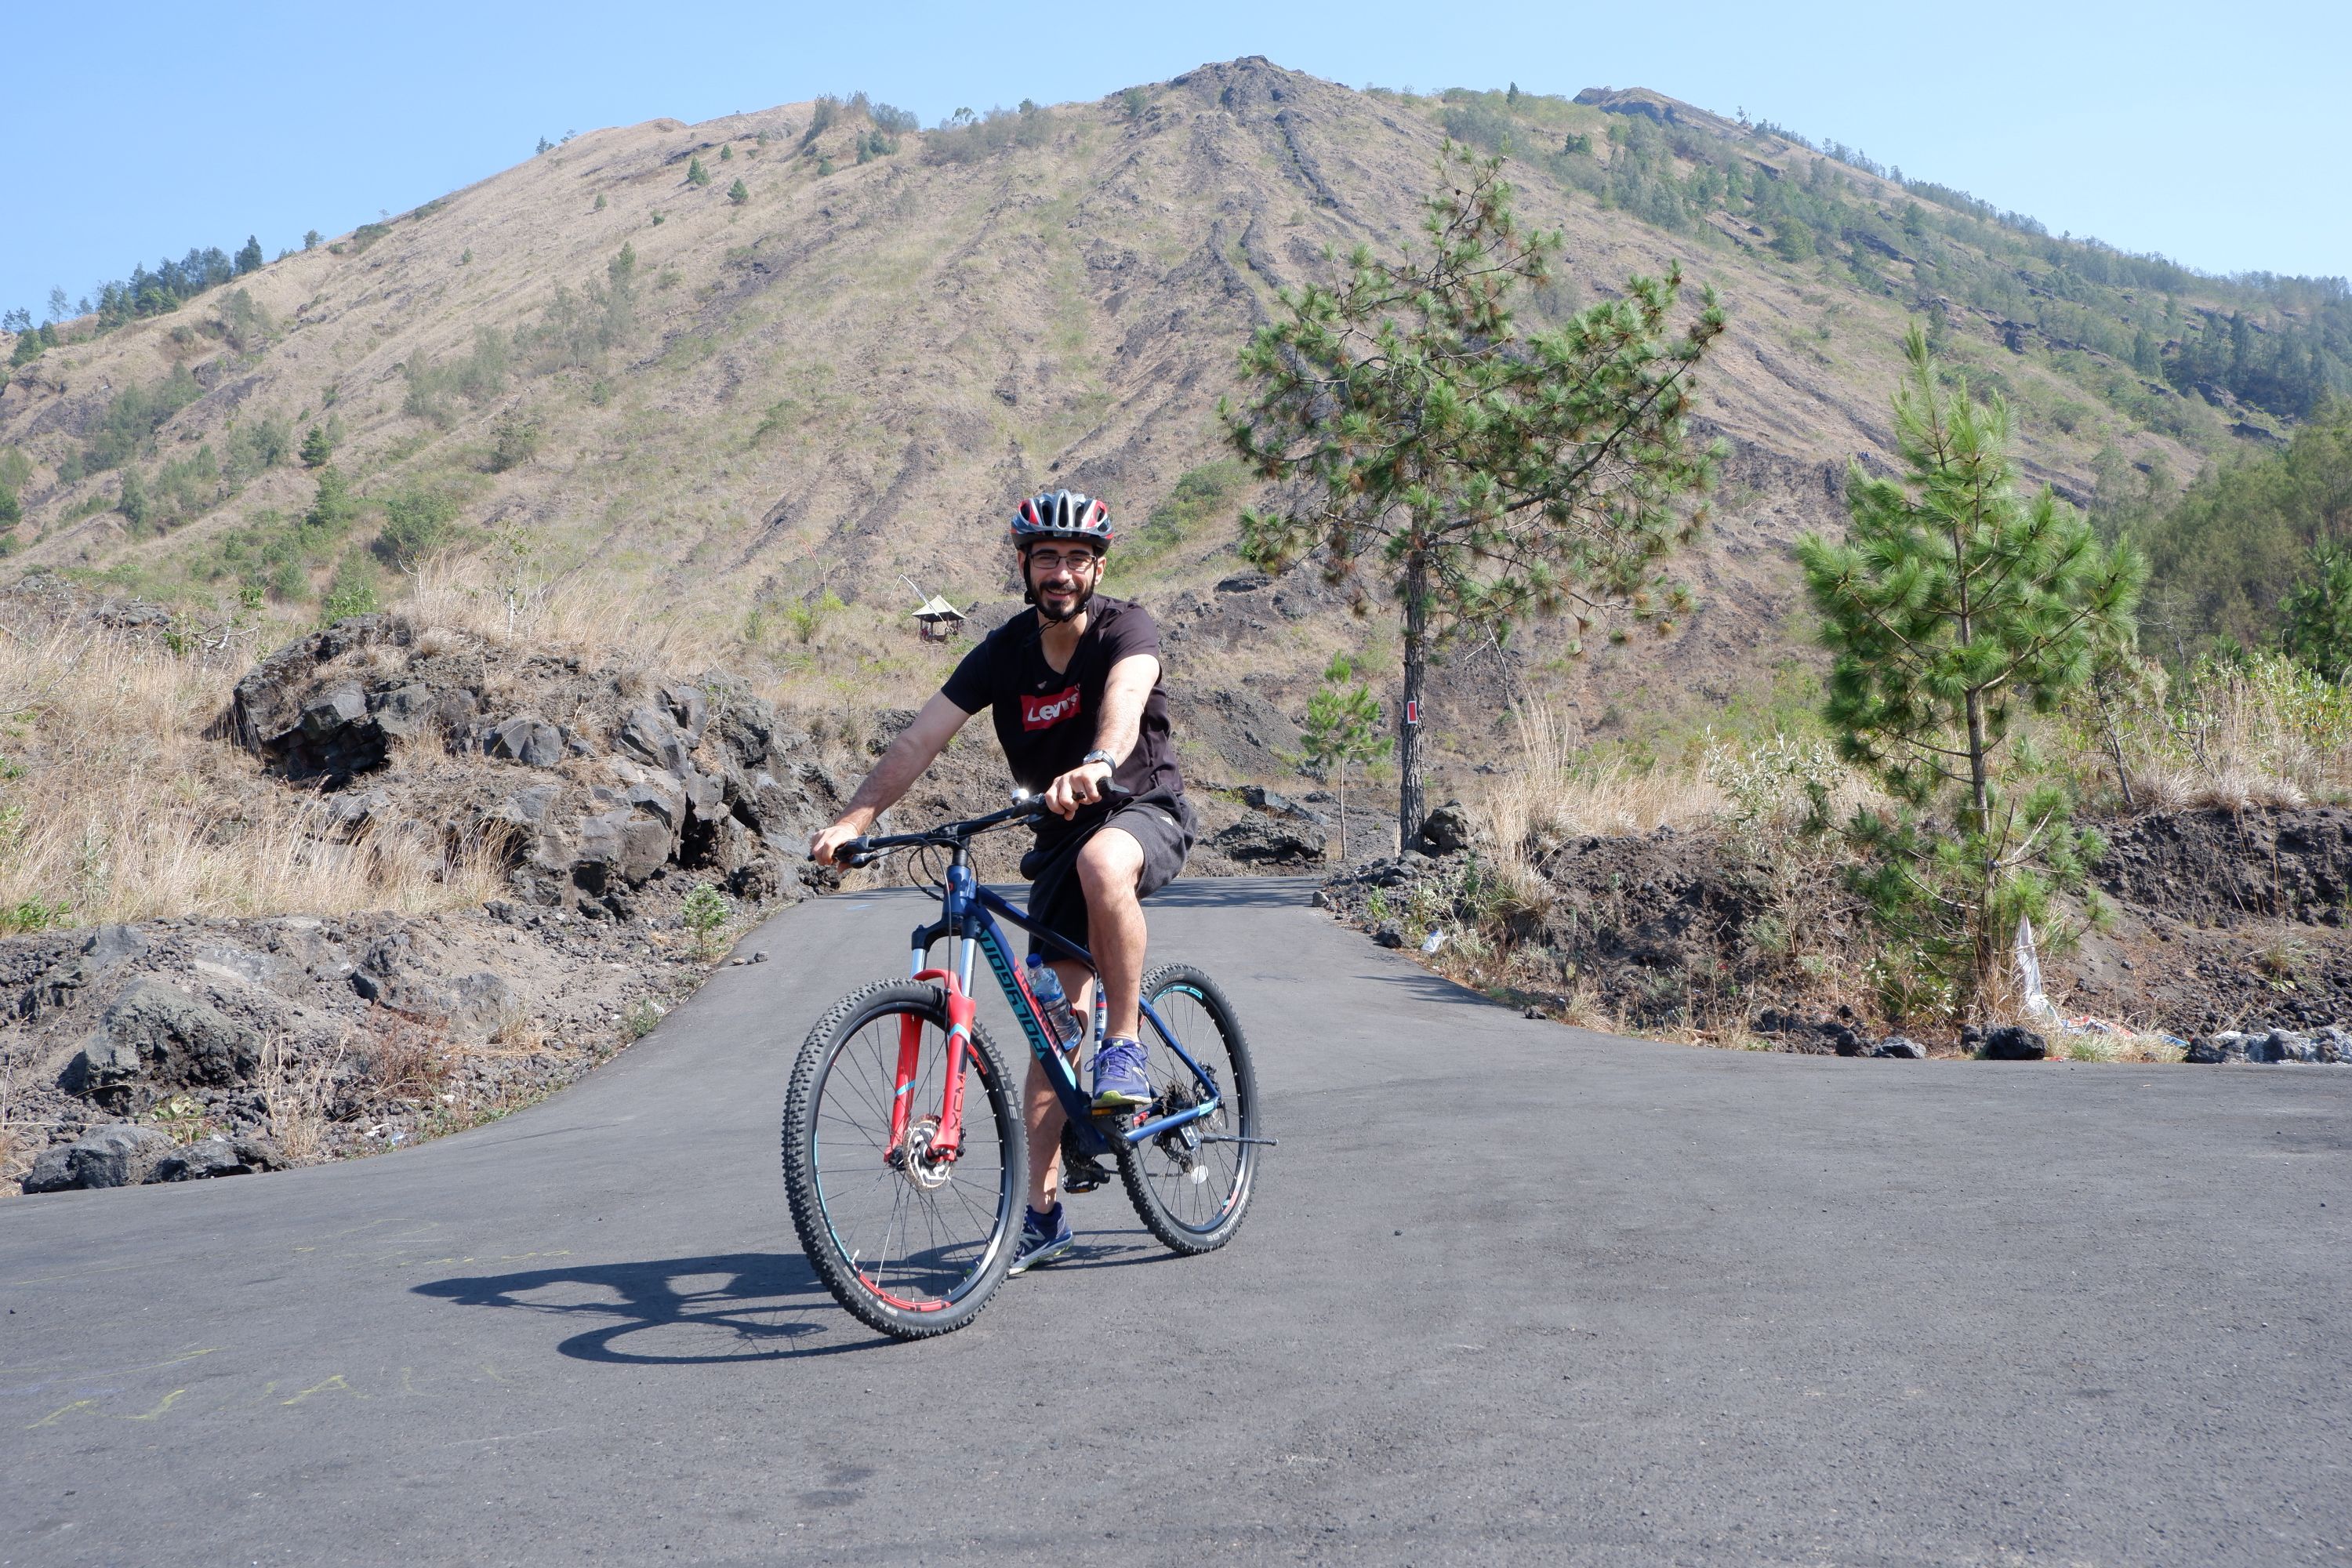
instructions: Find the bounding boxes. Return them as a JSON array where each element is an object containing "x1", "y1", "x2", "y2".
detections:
[
  {"x1": 1336, "y1": 760, "x2": 1348, "y2": 869},
  {"x1": 1962, "y1": 684, "x2": 1997, "y2": 1008},
  {"x1": 1398, "y1": 548, "x2": 1429, "y2": 851}
]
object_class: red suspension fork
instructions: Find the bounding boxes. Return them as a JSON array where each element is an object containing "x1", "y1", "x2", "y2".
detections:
[{"x1": 902, "y1": 970, "x2": 975, "y2": 1162}]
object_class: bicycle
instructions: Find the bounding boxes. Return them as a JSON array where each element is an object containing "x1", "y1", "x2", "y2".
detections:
[{"x1": 781, "y1": 793, "x2": 1269, "y2": 1340}]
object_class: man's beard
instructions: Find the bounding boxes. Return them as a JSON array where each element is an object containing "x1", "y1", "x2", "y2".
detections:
[{"x1": 1026, "y1": 567, "x2": 1098, "y2": 624}]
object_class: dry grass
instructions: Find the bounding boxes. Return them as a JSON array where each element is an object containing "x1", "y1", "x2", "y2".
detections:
[
  {"x1": 405, "y1": 555, "x2": 737, "y2": 673},
  {"x1": 259, "y1": 1033, "x2": 344, "y2": 1163},
  {"x1": 0, "y1": 619, "x2": 507, "y2": 927},
  {"x1": 358, "y1": 1010, "x2": 456, "y2": 1102},
  {"x1": 2085, "y1": 652, "x2": 2352, "y2": 814},
  {"x1": 1480, "y1": 699, "x2": 1728, "y2": 848}
]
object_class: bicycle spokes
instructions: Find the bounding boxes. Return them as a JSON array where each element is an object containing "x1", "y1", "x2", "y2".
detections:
[{"x1": 808, "y1": 1004, "x2": 1010, "y2": 1314}]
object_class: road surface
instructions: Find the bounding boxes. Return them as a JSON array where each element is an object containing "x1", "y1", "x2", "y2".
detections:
[{"x1": 4, "y1": 879, "x2": 2348, "y2": 1565}]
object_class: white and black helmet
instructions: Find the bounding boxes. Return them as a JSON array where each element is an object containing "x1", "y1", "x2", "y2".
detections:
[{"x1": 1009, "y1": 488, "x2": 1113, "y2": 550}]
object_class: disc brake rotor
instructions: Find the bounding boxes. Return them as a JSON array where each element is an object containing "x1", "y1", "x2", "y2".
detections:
[{"x1": 900, "y1": 1115, "x2": 953, "y2": 1191}]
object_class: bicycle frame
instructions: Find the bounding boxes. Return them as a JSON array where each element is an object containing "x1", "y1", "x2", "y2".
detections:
[{"x1": 891, "y1": 848, "x2": 1225, "y2": 1167}]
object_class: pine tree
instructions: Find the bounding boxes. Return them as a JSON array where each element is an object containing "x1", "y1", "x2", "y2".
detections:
[
  {"x1": 1298, "y1": 655, "x2": 1391, "y2": 866},
  {"x1": 235, "y1": 235, "x2": 264, "y2": 275},
  {"x1": 727, "y1": 177, "x2": 750, "y2": 205},
  {"x1": 1225, "y1": 145, "x2": 1724, "y2": 849},
  {"x1": 687, "y1": 155, "x2": 710, "y2": 187},
  {"x1": 117, "y1": 467, "x2": 151, "y2": 528},
  {"x1": 304, "y1": 465, "x2": 358, "y2": 535},
  {"x1": 1797, "y1": 326, "x2": 2143, "y2": 1016},
  {"x1": 300, "y1": 423, "x2": 335, "y2": 467},
  {"x1": 0, "y1": 485, "x2": 20, "y2": 531},
  {"x1": 2281, "y1": 540, "x2": 2352, "y2": 681}
]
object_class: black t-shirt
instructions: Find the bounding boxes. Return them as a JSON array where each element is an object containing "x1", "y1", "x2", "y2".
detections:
[{"x1": 941, "y1": 597, "x2": 1185, "y2": 833}]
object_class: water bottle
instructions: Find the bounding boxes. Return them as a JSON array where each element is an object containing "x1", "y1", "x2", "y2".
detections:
[{"x1": 1025, "y1": 956, "x2": 1082, "y2": 1053}]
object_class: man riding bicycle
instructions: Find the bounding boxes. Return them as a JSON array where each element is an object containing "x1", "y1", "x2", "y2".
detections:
[{"x1": 808, "y1": 488, "x2": 1195, "y2": 1274}]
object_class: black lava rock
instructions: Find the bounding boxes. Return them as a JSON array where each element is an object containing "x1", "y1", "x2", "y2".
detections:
[{"x1": 1983, "y1": 1025, "x2": 2048, "y2": 1061}]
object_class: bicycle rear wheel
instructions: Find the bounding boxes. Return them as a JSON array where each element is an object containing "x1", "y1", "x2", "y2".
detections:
[
  {"x1": 1116, "y1": 964, "x2": 1260, "y2": 1254},
  {"x1": 782, "y1": 980, "x2": 1025, "y2": 1339}
]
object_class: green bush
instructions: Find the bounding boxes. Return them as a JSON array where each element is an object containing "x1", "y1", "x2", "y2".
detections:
[
  {"x1": 487, "y1": 410, "x2": 541, "y2": 472},
  {"x1": 727, "y1": 177, "x2": 750, "y2": 205},
  {"x1": 117, "y1": 467, "x2": 151, "y2": 528},
  {"x1": 321, "y1": 555, "x2": 381, "y2": 622},
  {"x1": 304, "y1": 465, "x2": 359, "y2": 536},
  {"x1": 687, "y1": 154, "x2": 710, "y2": 187},
  {"x1": 81, "y1": 366, "x2": 204, "y2": 474},
  {"x1": 374, "y1": 486, "x2": 459, "y2": 566},
  {"x1": 224, "y1": 414, "x2": 293, "y2": 481}
]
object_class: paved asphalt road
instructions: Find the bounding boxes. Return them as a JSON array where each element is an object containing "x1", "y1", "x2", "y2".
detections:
[{"x1": 4, "y1": 878, "x2": 2349, "y2": 1566}]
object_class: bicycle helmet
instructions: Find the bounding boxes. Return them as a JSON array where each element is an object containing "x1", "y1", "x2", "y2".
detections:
[{"x1": 1008, "y1": 488, "x2": 1114, "y2": 552}]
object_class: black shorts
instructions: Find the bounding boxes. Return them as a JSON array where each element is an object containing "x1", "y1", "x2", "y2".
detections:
[{"x1": 1018, "y1": 795, "x2": 1195, "y2": 961}]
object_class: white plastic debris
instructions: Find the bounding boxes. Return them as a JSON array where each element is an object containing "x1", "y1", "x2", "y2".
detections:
[
  {"x1": 1421, "y1": 927, "x2": 1447, "y2": 955},
  {"x1": 2013, "y1": 916, "x2": 2062, "y2": 1026}
]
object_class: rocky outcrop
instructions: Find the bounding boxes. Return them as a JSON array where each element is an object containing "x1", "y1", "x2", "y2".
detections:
[
  {"x1": 22, "y1": 1123, "x2": 176, "y2": 1192},
  {"x1": 2184, "y1": 1028, "x2": 2352, "y2": 1065},
  {"x1": 218, "y1": 619, "x2": 849, "y2": 919},
  {"x1": 70, "y1": 978, "x2": 261, "y2": 1112}
]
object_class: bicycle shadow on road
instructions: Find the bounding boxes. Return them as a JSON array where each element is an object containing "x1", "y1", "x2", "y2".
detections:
[{"x1": 412, "y1": 1251, "x2": 887, "y2": 1365}]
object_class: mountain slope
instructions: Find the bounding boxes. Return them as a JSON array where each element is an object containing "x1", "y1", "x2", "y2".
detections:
[{"x1": 0, "y1": 59, "x2": 2266, "y2": 761}]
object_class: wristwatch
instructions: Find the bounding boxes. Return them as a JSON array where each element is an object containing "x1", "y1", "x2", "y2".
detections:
[{"x1": 1080, "y1": 749, "x2": 1118, "y2": 771}]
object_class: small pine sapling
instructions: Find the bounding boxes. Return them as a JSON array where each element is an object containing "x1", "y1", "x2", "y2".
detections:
[
  {"x1": 682, "y1": 883, "x2": 731, "y2": 957},
  {"x1": 1298, "y1": 655, "x2": 1392, "y2": 866}
]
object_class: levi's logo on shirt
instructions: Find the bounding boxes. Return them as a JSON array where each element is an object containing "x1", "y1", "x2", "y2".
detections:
[{"x1": 1022, "y1": 684, "x2": 1082, "y2": 731}]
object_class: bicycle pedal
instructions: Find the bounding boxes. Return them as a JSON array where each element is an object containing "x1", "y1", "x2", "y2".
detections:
[{"x1": 1062, "y1": 1158, "x2": 1114, "y2": 1194}]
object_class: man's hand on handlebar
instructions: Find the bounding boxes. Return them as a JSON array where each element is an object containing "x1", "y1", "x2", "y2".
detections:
[
  {"x1": 1042, "y1": 760, "x2": 1116, "y2": 820},
  {"x1": 807, "y1": 820, "x2": 868, "y2": 866}
]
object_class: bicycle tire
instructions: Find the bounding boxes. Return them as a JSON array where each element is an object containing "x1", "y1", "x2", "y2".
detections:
[
  {"x1": 782, "y1": 980, "x2": 1027, "y2": 1340},
  {"x1": 1116, "y1": 964, "x2": 1261, "y2": 1255}
]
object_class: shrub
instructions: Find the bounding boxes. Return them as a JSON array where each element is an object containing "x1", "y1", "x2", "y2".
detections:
[
  {"x1": 82, "y1": 366, "x2": 205, "y2": 473},
  {"x1": 687, "y1": 154, "x2": 710, "y2": 187},
  {"x1": 727, "y1": 177, "x2": 750, "y2": 205},
  {"x1": 304, "y1": 465, "x2": 359, "y2": 535},
  {"x1": 321, "y1": 555, "x2": 381, "y2": 622},
  {"x1": 373, "y1": 486, "x2": 459, "y2": 566},
  {"x1": 117, "y1": 467, "x2": 151, "y2": 528},
  {"x1": 300, "y1": 421, "x2": 336, "y2": 466},
  {"x1": 487, "y1": 410, "x2": 541, "y2": 472}
]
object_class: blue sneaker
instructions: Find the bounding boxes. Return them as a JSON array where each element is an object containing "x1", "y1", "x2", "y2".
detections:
[
  {"x1": 1007, "y1": 1203, "x2": 1072, "y2": 1276},
  {"x1": 1090, "y1": 1036, "x2": 1152, "y2": 1112}
]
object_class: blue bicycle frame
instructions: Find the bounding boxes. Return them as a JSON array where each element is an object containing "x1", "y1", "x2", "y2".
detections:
[{"x1": 908, "y1": 861, "x2": 1223, "y2": 1161}]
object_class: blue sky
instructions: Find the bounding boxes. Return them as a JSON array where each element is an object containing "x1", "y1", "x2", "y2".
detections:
[{"x1": 4, "y1": 0, "x2": 2344, "y2": 318}]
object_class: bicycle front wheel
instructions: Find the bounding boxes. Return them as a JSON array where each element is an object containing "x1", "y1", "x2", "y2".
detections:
[
  {"x1": 1117, "y1": 964, "x2": 1261, "y2": 1254},
  {"x1": 782, "y1": 980, "x2": 1026, "y2": 1340}
]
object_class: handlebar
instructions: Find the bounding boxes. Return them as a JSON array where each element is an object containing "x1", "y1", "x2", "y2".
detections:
[{"x1": 831, "y1": 784, "x2": 1131, "y2": 868}]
